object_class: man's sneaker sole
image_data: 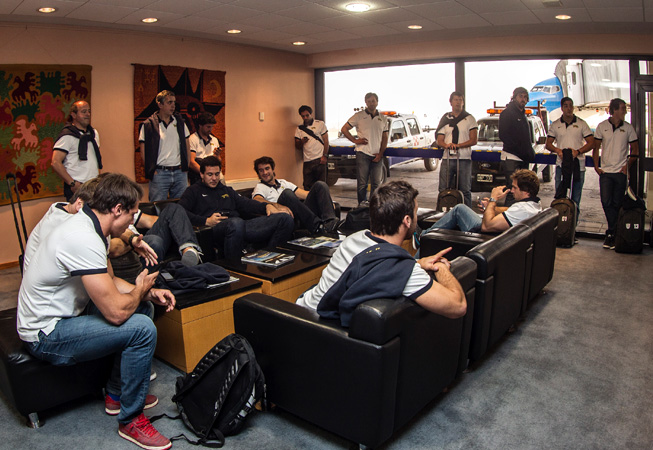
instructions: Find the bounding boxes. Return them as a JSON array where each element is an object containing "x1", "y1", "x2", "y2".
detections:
[
  {"x1": 118, "y1": 430, "x2": 171, "y2": 450},
  {"x1": 106, "y1": 394, "x2": 159, "y2": 415}
]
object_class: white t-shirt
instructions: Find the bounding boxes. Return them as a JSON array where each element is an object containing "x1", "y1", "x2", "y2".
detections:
[
  {"x1": 594, "y1": 119, "x2": 638, "y2": 173},
  {"x1": 547, "y1": 115, "x2": 593, "y2": 170},
  {"x1": 17, "y1": 206, "x2": 109, "y2": 342},
  {"x1": 437, "y1": 113, "x2": 478, "y2": 160},
  {"x1": 189, "y1": 132, "x2": 220, "y2": 159},
  {"x1": 346, "y1": 110, "x2": 389, "y2": 157},
  {"x1": 138, "y1": 115, "x2": 190, "y2": 166},
  {"x1": 295, "y1": 119, "x2": 328, "y2": 162},
  {"x1": 53, "y1": 130, "x2": 101, "y2": 183},
  {"x1": 297, "y1": 230, "x2": 432, "y2": 310},
  {"x1": 503, "y1": 199, "x2": 543, "y2": 227},
  {"x1": 23, "y1": 203, "x2": 72, "y2": 271},
  {"x1": 252, "y1": 179, "x2": 297, "y2": 203}
]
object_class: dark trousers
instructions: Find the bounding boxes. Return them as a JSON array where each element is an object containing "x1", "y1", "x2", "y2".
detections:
[
  {"x1": 599, "y1": 172, "x2": 627, "y2": 235},
  {"x1": 278, "y1": 181, "x2": 336, "y2": 232},
  {"x1": 211, "y1": 214, "x2": 295, "y2": 260},
  {"x1": 302, "y1": 158, "x2": 326, "y2": 190},
  {"x1": 501, "y1": 159, "x2": 528, "y2": 206}
]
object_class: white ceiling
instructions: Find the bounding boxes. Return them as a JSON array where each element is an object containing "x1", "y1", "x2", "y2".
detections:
[{"x1": 1, "y1": 0, "x2": 652, "y2": 55}]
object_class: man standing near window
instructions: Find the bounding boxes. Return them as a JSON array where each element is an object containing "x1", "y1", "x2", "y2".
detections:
[
  {"x1": 436, "y1": 91, "x2": 478, "y2": 207},
  {"x1": 341, "y1": 93, "x2": 389, "y2": 206},
  {"x1": 295, "y1": 105, "x2": 329, "y2": 190}
]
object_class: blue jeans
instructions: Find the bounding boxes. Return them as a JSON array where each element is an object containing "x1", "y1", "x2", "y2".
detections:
[
  {"x1": 149, "y1": 169, "x2": 188, "y2": 201},
  {"x1": 24, "y1": 302, "x2": 156, "y2": 424},
  {"x1": 278, "y1": 181, "x2": 336, "y2": 232},
  {"x1": 414, "y1": 204, "x2": 482, "y2": 258},
  {"x1": 212, "y1": 214, "x2": 295, "y2": 260},
  {"x1": 143, "y1": 203, "x2": 199, "y2": 261},
  {"x1": 439, "y1": 158, "x2": 472, "y2": 207},
  {"x1": 356, "y1": 152, "x2": 384, "y2": 204},
  {"x1": 555, "y1": 166, "x2": 585, "y2": 221},
  {"x1": 599, "y1": 172, "x2": 627, "y2": 235}
]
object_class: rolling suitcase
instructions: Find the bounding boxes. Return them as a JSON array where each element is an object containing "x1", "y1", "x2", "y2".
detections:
[
  {"x1": 550, "y1": 197, "x2": 576, "y2": 247},
  {"x1": 6, "y1": 174, "x2": 29, "y2": 274},
  {"x1": 614, "y1": 188, "x2": 645, "y2": 254},
  {"x1": 436, "y1": 147, "x2": 464, "y2": 212}
]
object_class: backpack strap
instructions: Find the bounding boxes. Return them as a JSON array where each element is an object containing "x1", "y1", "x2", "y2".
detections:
[
  {"x1": 149, "y1": 413, "x2": 226, "y2": 448},
  {"x1": 298, "y1": 125, "x2": 324, "y2": 145}
]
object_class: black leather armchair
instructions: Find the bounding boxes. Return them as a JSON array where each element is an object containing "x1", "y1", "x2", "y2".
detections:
[
  {"x1": 518, "y1": 207, "x2": 558, "y2": 304},
  {"x1": 233, "y1": 256, "x2": 477, "y2": 448},
  {"x1": 0, "y1": 308, "x2": 113, "y2": 427}
]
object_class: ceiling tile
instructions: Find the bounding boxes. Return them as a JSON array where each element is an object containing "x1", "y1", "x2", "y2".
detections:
[
  {"x1": 88, "y1": 0, "x2": 164, "y2": 7},
  {"x1": 385, "y1": 0, "x2": 451, "y2": 6},
  {"x1": 588, "y1": 7, "x2": 644, "y2": 22},
  {"x1": 240, "y1": 29, "x2": 295, "y2": 43},
  {"x1": 11, "y1": 0, "x2": 85, "y2": 17},
  {"x1": 276, "y1": 22, "x2": 333, "y2": 35},
  {"x1": 232, "y1": 0, "x2": 306, "y2": 13},
  {"x1": 520, "y1": 0, "x2": 586, "y2": 9},
  {"x1": 145, "y1": 0, "x2": 218, "y2": 16},
  {"x1": 384, "y1": 18, "x2": 444, "y2": 32},
  {"x1": 276, "y1": 3, "x2": 344, "y2": 21},
  {"x1": 65, "y1": 3, "x2": 137, "y2": 23},
  {"x1": 363, "y1": 6, "x2": 429, "y2": 24},
  {"x1": 432, "y1": 13, "x2": 491, "y2": 29},
  {"x1": 530, "y1": 7, "x2": 594, "y2": 23},
  {"x1": 0, "y1": 1, "x2": 22, "y2": 15},
  {"x1": 458, "y1": 0, "x2": 527, "y2": 15},
  {"x1": 201, "y1": 4, "x2": 265, "y2": 22},
  {"x1": 115, "y1": 9, "x2": 184, "y2": 26},
  {"x1": 163, "y1": 16, "x2": 227, "y2": 33},
  {"x1": 582, "y1": 0, "x2": 642, "y2": 7},
  {"x1": 319, "y1": 14, "x2": 377, "y2": 30},
  {"x1": 307, "y1": 29, "x2": 362, "y2": 43},
  {"x1": 237, "y1": 13, "x2": 301, "y2": 29},
  {"x1": 347, "y1": 24, "x2": 403, "y2": 37},
  {"x1": 480, "y1": 10, "x2": 541, "y2": 26},
  {"x1": 406, "y1": 1, "x2": 473, "y2": 19}
]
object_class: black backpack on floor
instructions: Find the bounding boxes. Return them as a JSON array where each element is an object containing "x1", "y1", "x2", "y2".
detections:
[{"x1": 155, "y1": 334, "x2": 266, "y2": 447}]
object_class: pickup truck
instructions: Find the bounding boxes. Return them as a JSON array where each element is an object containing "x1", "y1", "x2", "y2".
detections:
[
  {"x1": 326, "y1": 112, "x2": 438, "y2": 186},
  {"x1": 471, "y1": 106, "x2": 552, "y2": 192}
]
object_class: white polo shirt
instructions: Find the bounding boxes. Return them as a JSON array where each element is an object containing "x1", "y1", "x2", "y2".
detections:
[
  {"x1": 17, "y1": 205, "x2": 109, "y2": 342},
  {"x1": 295, "y1": 119, "x2": 328, "y2": 161},
  {"x1": 53, "y1": 131, "x2": 101, "y2": 183},
  {"x1": 23, "y1": 203, "x2": 72, "y2": 271},
  {"x1": 436, "y1": 113, "x2": 478, "y2": 160},
  {"x1": 189, "y1": 132, "x2": 220, "y2": 159},
  {"x1": 138, "y1": 115, "x2": 190, "y2": 166},
  {"x1": 594, "y1": 119, "x2": 638, "y2": 173},
  {"x1": 547, "y1": 115, "x2": 593, "y2": 170},
  {"x1": 252, "y1": 179, "x2": 297, "y2": 203},
  {"x1": 346, "y1": 110, "x2": 389, "y2": 157},
  {"x1": 503, "y1": 199, "x2": 542, "y2": 227}
]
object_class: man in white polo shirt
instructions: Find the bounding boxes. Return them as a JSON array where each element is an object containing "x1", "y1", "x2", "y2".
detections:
[
  {"x1": 188, "y1": 111, "x2": 220, "y2": 186},
  {"x1": 593, "y1": 98, "x2": 639, "y2": 249},
  {"x1": 295, "y1": 105, "x2": 329, "y2": 190},
  {"x1": 436, "y1": 91, "x2": 478, "y2": 207},
  {"x1": 51, "y1": 100, "x2": 102, "y2": 201},
  {"x1": 139, "y1": 90, "x2": 191, "y2": 201},
  {"x1": 341, "y1": 92, "x2": 389, "y2": 205},
  {"x1": 545, "y1": 96, "x2": 594, "y2": 220}
]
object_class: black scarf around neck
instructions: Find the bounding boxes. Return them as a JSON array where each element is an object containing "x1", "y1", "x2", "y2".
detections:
[
  {"x1": 436, "y1": 110, "x2": 471, "y2": 144},
  {"x1": 58, "y1": 124, "x2": 103, "y2": 169}
]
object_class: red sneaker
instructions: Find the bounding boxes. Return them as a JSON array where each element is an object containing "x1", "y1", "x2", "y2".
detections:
[
  {"x1": 105, "y1": 394, "x2": 159, "y2": 416},
  {"x1": 118, "y1": 413, "x2": 171, "y2": 450}
]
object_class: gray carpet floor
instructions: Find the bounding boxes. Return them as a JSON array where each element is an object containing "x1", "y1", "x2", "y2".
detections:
[{"x1": 0, "y1": 237, "x2": 651, "y2": 449}]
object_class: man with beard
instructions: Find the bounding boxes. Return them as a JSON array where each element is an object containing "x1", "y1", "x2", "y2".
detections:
[{"x1": 296, "y1": 180, "x2": 466, "y2": 327}]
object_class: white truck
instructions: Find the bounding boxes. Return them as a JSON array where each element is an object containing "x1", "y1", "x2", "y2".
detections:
[{"x1": 326, "y1": 112, "x2": 437, "y2": 186}]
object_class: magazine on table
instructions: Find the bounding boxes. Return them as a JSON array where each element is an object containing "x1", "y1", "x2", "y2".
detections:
[
  {"x1": 288, "y1": 236, "x2": 342, "y2": 249},
  {"x1": 241, "y1": 250, "x2": 295, "y2": 267},
  {"x1": 207, "y1": 276, "x2": 239, "y2": 289}
]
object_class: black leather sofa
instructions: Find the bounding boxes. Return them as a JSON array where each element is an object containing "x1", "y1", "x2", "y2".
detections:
[
  {"x1": 233, "y1": 256, "x2": 477, "y2": 449},
  {"x1": 0, "y1": 308, "x2": 113, "y2": 427}
]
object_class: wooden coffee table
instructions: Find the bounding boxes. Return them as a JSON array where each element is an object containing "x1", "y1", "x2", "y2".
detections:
[
  {"x1": 154, "y1": 272, "x2": 262, "y2": 373},
  {"x1": 215, "y1": 249, "x2": 330, "y2": 303}
]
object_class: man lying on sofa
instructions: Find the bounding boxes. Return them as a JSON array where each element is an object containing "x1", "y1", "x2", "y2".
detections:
[
  {"x1": 296, "y1": 180, "x2": 466, "y2": 327},
  {"x1": 415, "y1": 169, "x2": 542, "y2": 257}
]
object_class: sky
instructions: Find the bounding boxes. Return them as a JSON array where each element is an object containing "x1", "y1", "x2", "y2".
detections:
[{"x1": 324, "y1": 59, "x2": 559, "y2": 134}]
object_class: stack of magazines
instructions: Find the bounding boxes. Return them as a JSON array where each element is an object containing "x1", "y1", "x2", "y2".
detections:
[
  {"x1": 288, "y1": 236, "x2": 342, "y2": 249},
  {"x1": 241, "y1": 250, "x2": 295, "y2": 268}
]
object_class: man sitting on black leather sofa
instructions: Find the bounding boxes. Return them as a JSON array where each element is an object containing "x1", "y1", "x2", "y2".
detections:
[
  {"x1": 415, "y1": 169, "x2": 542, "y2": 257},
  {"x1": 296, "y1": 180, "x2": 466, "y2": 327}
]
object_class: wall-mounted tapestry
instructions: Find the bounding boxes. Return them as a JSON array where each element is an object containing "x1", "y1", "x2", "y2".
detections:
[
  {"x1": 133, "y1": 64, "x2": 226, "y2": 183},
  {"x1": 0, "y1": 65, "x2": 91, "y2": 205}
]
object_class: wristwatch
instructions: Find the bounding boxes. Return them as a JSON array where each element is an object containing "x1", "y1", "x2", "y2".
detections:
[
  {"x1": 488, "y1": 197, "x2": 497, "y2": 203},
  {"x1": 68, "y1": 180, "x2": 78, "y2": 187}
]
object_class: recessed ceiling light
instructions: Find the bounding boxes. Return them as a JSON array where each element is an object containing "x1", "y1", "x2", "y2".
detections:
[
  {"x1": 293, "y1": 41, "x2": 306, "y2": 46},
  {"x1": 555, "y1": 14, "x2": 571, "y2": 20},
  {"x1": 346, "y1": 3, "x2": 371, "y2": 13},
  {"x1": 141, "y1": 18, "x2": 158, "y2": 23},
  {"x1": 38, "y1": 7, "x2": 56, "y2": 13},
  {"x1": 227, "y1": 29, "x2": 242, "y2": 34},
  {"x1": 407, "y1": 25, "x2": 423, "y2": 30}
]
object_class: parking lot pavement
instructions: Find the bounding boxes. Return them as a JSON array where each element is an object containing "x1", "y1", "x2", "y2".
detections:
[{"x1": 328, "y1": 159, "x2": 608, "y2": 235}]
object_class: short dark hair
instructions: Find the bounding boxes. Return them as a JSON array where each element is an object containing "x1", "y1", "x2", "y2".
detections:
[
  {"x1": 560, "y1": 97, "x2": 573, "y2": 108},
  {"x1": 70, "y1": 173, "x2": 108, "y2": 203},
  {"x1": 156, "y1": 90, "x2": 175, "y2": 104},
  {"x1": 200, "y1": 155, "x2": 222, "y2": 173},
  {"x1": 369, "y1": 181, "x2": 418, "y2": 236},
  {"x1": 298, "y1": 105, "x2": 312, "y2": 115},
  {"x1": 512, "y1": 169, "x2": 539, "y2": 197},
  {"x1": 364, "y1": 92, "x2": 378, "y2": 102},
  {"x1": 196, "y1": 111, "x2": 216, "y2": 127},
  {"x1": 254, "y1": 156, "x2": 275, "y2": 173},
  {"x1": 87, "y1": 173, "x2": 142, "y2": 214},
  {"x1": 450, "y1": 91, "x2": 464, "y2": 102},
  {"x1": 609, "y1": 98, "x2": 626, "y2": 115}
]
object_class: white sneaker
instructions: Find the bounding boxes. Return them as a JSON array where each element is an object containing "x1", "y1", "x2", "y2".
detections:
[
  {"x1": 150, "y1": 370, "x2": 157, "y2": 381},
  {"x1": 181, "y1": 247, "x2": 201, "y2": 266}
]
